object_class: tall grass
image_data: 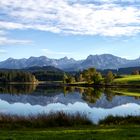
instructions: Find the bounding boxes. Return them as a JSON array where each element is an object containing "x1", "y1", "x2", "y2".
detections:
[
  {"x1": 0, "y1": 112, "x2": 92, "y2": 129},
  {"x1": 1, "y1": 113, "x2": 140, "y2": 129},
  {"x1": 99, "y1": 115, "x2": 140, "y2": 125}
]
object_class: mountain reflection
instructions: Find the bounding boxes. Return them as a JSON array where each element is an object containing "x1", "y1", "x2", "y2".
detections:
[{"x1": 0, "y1": 84, "x2": 140, "y2": 105}]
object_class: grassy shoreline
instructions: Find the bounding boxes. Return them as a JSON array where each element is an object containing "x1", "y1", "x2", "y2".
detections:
[
  {"x1": 0, "y1": 113, "x2": 140, "y2": 139},
  {"x1": 1, "y1": 74, "x2": 140, "y2": 88},
  {"x1": 0, "y1": 113, "x2": 140, "y2": 128}
]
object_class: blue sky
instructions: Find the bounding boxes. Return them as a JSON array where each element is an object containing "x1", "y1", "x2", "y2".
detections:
[{"x1": 0, "y1": 0, "x2": 140, "y2": 61}]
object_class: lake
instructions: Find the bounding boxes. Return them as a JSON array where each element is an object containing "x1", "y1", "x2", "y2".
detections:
[{"x1": 0, "y1": 84, "x2": 140, "y2": 123}]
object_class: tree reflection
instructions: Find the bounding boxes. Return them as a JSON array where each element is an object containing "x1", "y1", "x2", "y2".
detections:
[
  {"x1": 82, "y1": 87, "x2": 104, "y2": 103},
  {"x1": 63, "y1": 86, "x2": 105, "y2": 103},
  {"x1": 104, "y1": 88, "x2": 116, "y2": 102},
  {"x1": 0, "y1": 84, "x2": 37, "y2": 94},
  {"x1": 63, "y1": 86, "x2": 76, "y2": 95}
]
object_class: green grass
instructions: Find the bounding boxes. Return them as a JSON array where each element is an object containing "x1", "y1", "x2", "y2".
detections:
[
  {"x1": 113, "y1": 75, "x2": 140, "y2": 85},
  {"x1": 0, "y1": 114, "x2": 140, "y2": 139},
  {"x1": 0, "y1": 125, "x2": 140, "y2": 140}
]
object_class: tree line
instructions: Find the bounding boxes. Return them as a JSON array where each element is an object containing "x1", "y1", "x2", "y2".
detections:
[
  {"x1": 63, "y1": 68, "x2": 114, "y2": 85},
  {"x1": 32, "y1": 71, "x2": 64, "y2": 81},
  {"x1": 0, "y1": 68, "x2": 114, "y2": 84},
  {"x1": 0, "y1": 70, "x2": 37, "y2": 83}
]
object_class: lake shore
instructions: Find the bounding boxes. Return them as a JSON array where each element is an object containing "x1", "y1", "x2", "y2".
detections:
[{"x1": 0, "y1": 114, "x2": 140, "y2": 140}]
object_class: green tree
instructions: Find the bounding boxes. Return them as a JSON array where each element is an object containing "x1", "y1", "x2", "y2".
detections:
[
  {"x1": 104, "y1": 71, "x2": 114, "y2": 84},
  {"x1": 67, "y1": 76, "x2": 75, "y2": 84},
  {"x1": 63, "y1": 73, "x2": 68, "y2": 83},
  {"x1": 83, "y1": 68, "x2": 97, "y2": 84},
  {"x1": 79, "y1": 74, "x2": 83, "y2": 82},
  {"x1": 93, "y1": 72, "x2": 103, "y2": 84},
  {"x1": 0, "y1": 71, "x2": 37, "y2": 83}
]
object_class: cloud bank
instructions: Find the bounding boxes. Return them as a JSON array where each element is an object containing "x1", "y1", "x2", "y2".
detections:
[{"x1": 0, "y1": 0, "x2": 140, "y2": 38}]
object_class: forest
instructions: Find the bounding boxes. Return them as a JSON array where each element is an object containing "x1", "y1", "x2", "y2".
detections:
[{"x1": 0, "y1": 70, "x2": 37, "y2": 83}]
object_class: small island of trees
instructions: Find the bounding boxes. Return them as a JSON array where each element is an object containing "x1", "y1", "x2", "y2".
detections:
[{"x1": 63, "y1": 68, "x2": 114, "y2": 86}]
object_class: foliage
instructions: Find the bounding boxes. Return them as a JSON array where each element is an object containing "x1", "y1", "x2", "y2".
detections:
[
  {"x1": 0, "y1": 70, "x2": 37, "y2": 83},
  {"x1": 74, "y1": 68, "x2": 103, "y2": 84},
  {"x1": 63, "y1": 73, "x2": 76, "y2": 84},
  {"x1": 82, "y1": 68, "x2": 96, "y2": 84},
  {"x1": 104, "y1": 71, "x2": 114, "y2": 84},
  {"x1": 33, "y1": 71, "x2": 64, "y2": 81}
]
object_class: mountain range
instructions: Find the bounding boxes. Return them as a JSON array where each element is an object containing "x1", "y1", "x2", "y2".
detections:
[{"x1": 0, "y1": 54, "x2": 140, "y2": 71}]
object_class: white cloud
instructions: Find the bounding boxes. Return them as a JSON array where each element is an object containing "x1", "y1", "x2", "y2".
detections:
[
  {"x1": 0, "y1": 30, "x2": 7, "y2": 35},
  {"x1": 42, "y1": 49, "x2": 74, "y2": 55},
  {"x1": 0, "y1": 36, "x2": 32, "y2": 45},
  {"x1": 0, "y1": 0, "x2": 140, "y2": 36},
  {"x1": 0, "y1": 26, "x2": 32, "y2": 46},
  {"x1": 0, "y1": 49, "x2": 7, "y2": 53}
]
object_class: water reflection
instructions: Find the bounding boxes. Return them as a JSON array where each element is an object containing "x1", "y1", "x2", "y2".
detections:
[
  {"x1": 82, "y1": 87, "x2": 104, "y2": 103},
  {"x1": 104, "y1": 88, "x2": 116, "y2": 102},
  {"x1": 0, "y1": 84, "x2": 37, "y2": 94},
  {"x1": 0, "y1": 84, "x2": 140, "y2": 123}
]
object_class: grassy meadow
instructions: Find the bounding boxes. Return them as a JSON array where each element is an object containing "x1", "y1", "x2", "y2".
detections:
[
  {"x1": 113, "y1": 75, "x2": 140, "y2": 85},
  {"x1": 1, "y1": 125, "x2": 140, "y2": 140}
]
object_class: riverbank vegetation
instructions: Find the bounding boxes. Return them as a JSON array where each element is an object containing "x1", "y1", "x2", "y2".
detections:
[
  {"x1": 0, "y1": 112, "x2": 92, "y2": 129},
  {"x1": 0, "y1": 113, "x2": 140, "y2": 140},
  {"x1": 0, "y1": 112, "x2": 140, "y2": 129}
]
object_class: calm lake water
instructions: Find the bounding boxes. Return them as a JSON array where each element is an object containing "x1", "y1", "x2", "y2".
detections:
[{"x1": 0, "y1": 84, "x2": 140, "y2": 123}]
